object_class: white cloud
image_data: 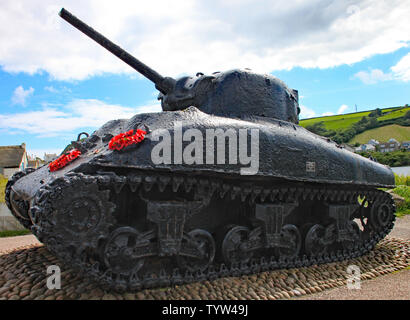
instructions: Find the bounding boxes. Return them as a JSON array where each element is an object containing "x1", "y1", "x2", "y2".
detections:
[
  {"x1": 337, "y1": 104, "x2": 349, "y2": 114},
  {"x1": 45, "y1": 85, "x2": 72, "y2": 94},
  {"x1": 353, "y1": 52, "x2": 410, "y2": 84},
  {"x1": 299, "y1": 104, "x2": 316, "y2": 119},
  {"x1": 0, "y1": 99, "x2": 161, "y2": 137},
  {"x1": 299, "y1": 105, "x2": 338, "y2": 119},
  {"x1": 353, "y1": 69, "x2": 393, "y2": 84},
  {"x1": 44, "y1": 86, "x2": 57, "y2": 93},
  {"x1": 391, "y1": 52, "x2": 410, "y2": 82},
  {"x1": 11, "y1": 86, "x2": 34, "y2": 106},
  {"x1": 0, "y1": 0, "x2": 410, "y2": 81}
]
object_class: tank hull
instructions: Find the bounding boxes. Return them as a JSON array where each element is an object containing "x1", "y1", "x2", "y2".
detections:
[
  {"x1": 5, "y1": 107, "x2": 396, "y2": 291},
  {"x1": 11, "y1": 107, "x2": 394, "y2": 202}
]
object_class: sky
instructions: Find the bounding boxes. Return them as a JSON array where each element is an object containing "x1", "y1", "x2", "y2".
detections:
[{"x1": 0, "y1": 0, "x2": 410, "y2": 159}]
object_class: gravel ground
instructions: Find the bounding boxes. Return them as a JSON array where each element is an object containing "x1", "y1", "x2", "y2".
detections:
[
  {"x1": 388, "y1": 215, "x2": 410, "y2": 240},
  {"x1": 0, "y1": 216, "x2": 408, "y2": 300}
]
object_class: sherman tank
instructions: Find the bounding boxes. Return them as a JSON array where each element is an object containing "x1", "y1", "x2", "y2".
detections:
[{"x1": 5, "y1": 8, "x2": 396, "y2": 291}]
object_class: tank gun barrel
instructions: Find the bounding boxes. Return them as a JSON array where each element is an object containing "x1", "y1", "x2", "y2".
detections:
[{"x1": 59, "y1": 8, "x2": 175, "y2": 94}]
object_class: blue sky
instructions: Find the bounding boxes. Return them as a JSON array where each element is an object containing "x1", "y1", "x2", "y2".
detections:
[{"x1": 0, "y1": 0, "x2": 410, "y2": 159}]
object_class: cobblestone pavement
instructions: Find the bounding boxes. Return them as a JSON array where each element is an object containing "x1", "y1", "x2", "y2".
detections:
[
  {"x1": 0, "y1": 215, "x2": 409, "y2": 300},
  {"x1": 0, "y1": 237, "x2": 408, "y2": 300}
]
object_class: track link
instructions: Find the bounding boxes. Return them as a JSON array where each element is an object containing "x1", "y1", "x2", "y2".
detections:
[{"x1": 5, "y1": 168, "x2": 36, "y2": 229}]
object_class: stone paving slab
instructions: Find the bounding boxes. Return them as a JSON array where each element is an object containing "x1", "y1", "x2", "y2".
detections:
[
  {"x1": 388, "y1": 215, "x2": 410, "y2": 240},
  {"x1": 0, "y1": 235, "x2": 39, "y2": 253},
  {"x1": 294, "y1": 268, "x2": 410, "y2": 300}
]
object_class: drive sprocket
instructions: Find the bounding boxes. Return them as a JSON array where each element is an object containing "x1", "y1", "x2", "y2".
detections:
[{"x1": 31, "y1": 173, "x2": 116, "y2": 262}]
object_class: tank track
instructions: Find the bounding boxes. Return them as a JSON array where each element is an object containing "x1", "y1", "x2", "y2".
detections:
[
  {"x1": 5, "y1": 168, "x2": 37, "y2": 229},
  {"x1": 30, "y1": 171, "x2": 396, "y2": 291}
]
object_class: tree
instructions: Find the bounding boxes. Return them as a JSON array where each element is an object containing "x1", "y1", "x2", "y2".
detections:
[
  {"x1": 369, "y1": 108, "x2": 382, "y2": 117},
  {"x1": 368, "y1": 117, "x2": 378, "y2": 129},
  {"x1": 305, "y1": 121, "x2": 327, "y2": 136}
]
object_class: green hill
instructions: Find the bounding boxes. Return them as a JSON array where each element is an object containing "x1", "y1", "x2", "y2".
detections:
[
  {"x1": 349, "y1": 124, "x2": 410, "y2": 144},
  {"x1": 299, "y1": 105, "x2": 410, "y2": 144},
  {"x1": 300, "y1": 106, "x2": 409, "y2": 131},
  {"x1": 301, "y1": 110, "x2": 374, "y2": 130}
]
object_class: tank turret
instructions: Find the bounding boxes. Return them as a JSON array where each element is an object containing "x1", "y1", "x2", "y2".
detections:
[{"x1": 59, "y1": 8, "x2": 299, "y2": 123}]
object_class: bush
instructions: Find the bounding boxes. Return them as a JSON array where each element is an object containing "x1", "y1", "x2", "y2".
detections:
[
  {"x1": 392, "y1": 185, "x2": 410, "y2": 217},
  {"x1": 0, "y1": 174, "x2": 7, "y2": 204},
  {"x1": 395, "y1": 174, "x2": 410, "y2": 186},
  {"x1": 305, "y1": 121, "x2": 327, "y2": 136},
  {"x1": 368, "y1": 108, "x2": 382, "y2": 117},
  {"x1": 359, "y1": 150, "x2": 410, "y2": 167}
]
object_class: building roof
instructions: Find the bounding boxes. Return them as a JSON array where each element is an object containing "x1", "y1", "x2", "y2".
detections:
[
  {"x1": 388, "y1": 138, "x2": 399, "y2": 143},
  {"x1": 28, "y1": 159, "x2": 39, "y2": 168},
  {"x1": 0, "y1": 144, "x2": 26, "y2": 168}
]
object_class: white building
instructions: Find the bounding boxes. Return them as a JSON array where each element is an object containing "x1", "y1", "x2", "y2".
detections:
[
  {"x1": 44, "y1": 153, "x2": 58, "y2": 163},
  {"x1": 367, "y1": 139, "x2": 379, "y2": 146},
  {"x1": 355, "y1": 144, "x2": 376, "y2": 153},
  {"x1": 379, "y1": 138, "x2": 401, "y2": 153}
]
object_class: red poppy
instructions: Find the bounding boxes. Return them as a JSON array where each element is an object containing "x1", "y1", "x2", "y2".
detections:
[
  {"x1": 49, "y1": 149, "x2": 81, "y2": 172},
  {"x1": 108, "y1": 129, "x2": 146, "y2": 151}
]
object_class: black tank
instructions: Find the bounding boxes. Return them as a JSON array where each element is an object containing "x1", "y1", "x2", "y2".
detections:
[{"x1": 5, "y1": 9, "x2": 396, "y2": 291}]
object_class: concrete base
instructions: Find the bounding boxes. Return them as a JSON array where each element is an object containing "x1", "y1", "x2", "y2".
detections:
[{"x1": 0, "y1": 203, "x2": 26, "y2": 231}]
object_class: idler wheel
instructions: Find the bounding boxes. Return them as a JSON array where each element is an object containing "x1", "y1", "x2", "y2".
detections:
[
  {"x1": 221, "y1": 225, "x2": 253, "y2": 265},
  {"x1": 276, "y1": 224, "x2": 302, "y2": 259},
  {"x1": 103, "y1": 227, "x2": 145, "y2": 275},
  {"x1": 305, "y1": 224, "x2": 327, "y2": 256},
  {"x1": 370, "y1": 202, "x2": 392, "y2": 229},
  {"x1": 177, "y1": 229, "x2": 216, "y2": 272}
]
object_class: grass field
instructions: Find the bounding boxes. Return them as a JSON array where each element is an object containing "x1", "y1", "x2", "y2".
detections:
[
  {"x1": 300, "y1": 111, "x2": 372, "y2": 130},
  {"x1": 349, "y1": 124, "x2": 410, "y2": 144},
  {"x1": 300, "y1": 105, "x2": 410, "y2": 131},
  {"x1": 378, "y1": 107, "x2": 409, "y2": 121},
  {"x1": 0, "y1": 230, "x2": 31, "y2": 238}
]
